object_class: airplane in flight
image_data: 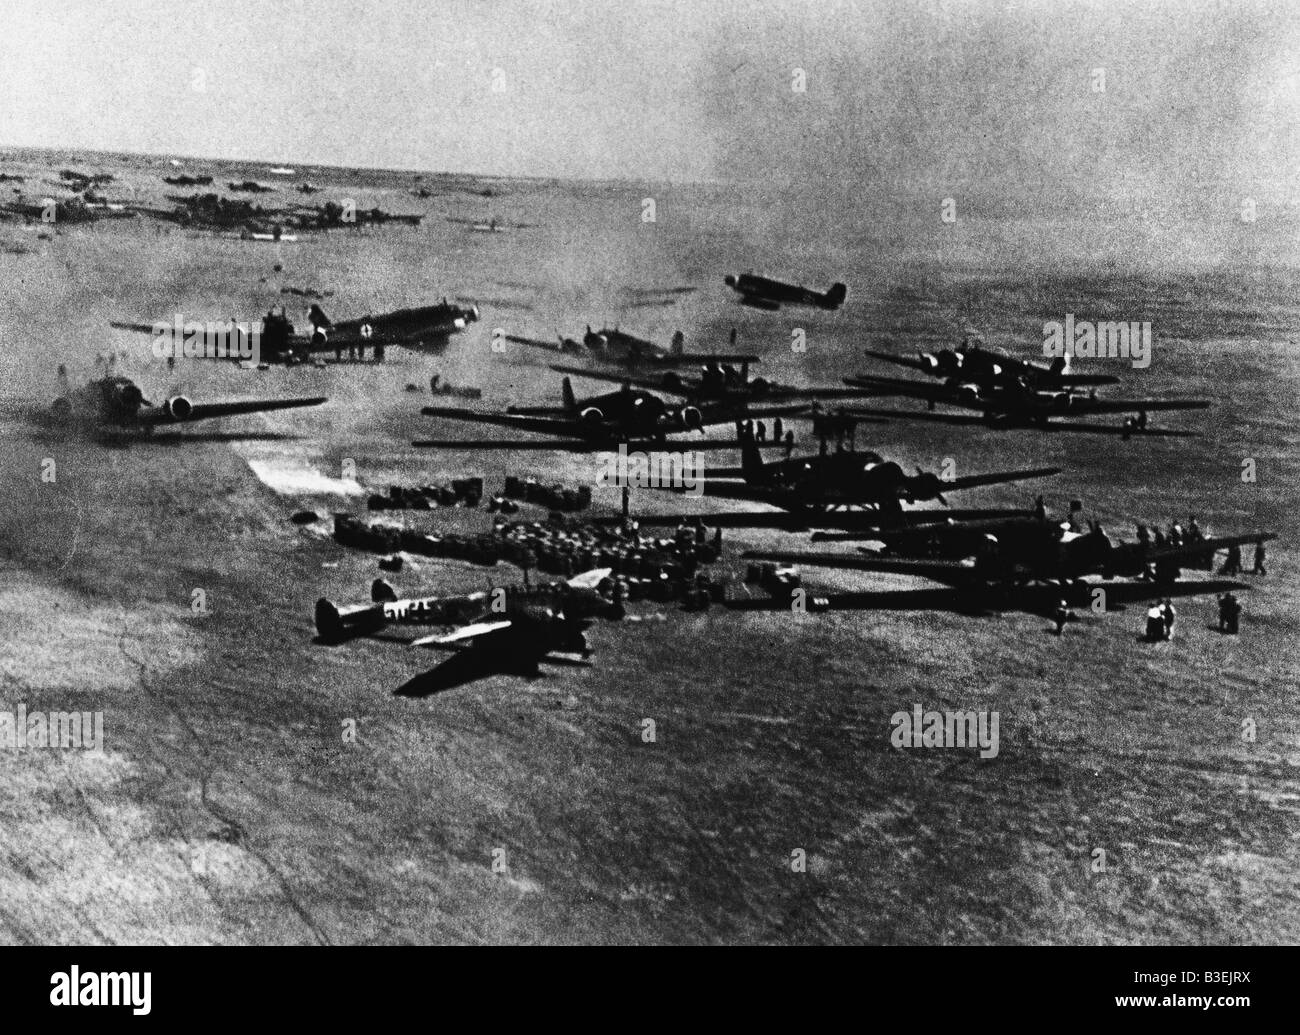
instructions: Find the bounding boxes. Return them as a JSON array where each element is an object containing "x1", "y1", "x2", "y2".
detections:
[
  {"x1": 840, "y1": 373, "x2": 1210, "y2": 437},
  {"x1": 5, "y1": 370, "x2": 324, "y2": 437},
  {"x1": 723, "y1": 273, "x2": 848, "y2": 311},
  {"x1": 110, "y1": 300, "x2": 480, "y2": 366},
  {"x1": 415, "y1": 376, "x2": 811, "y2": 452},
  {"x1": 315, "y1": 569, "x2": 624, "y2": 695},
  {"x1": 863, "y1": 338, "x2": 1120, "y2": 391}
]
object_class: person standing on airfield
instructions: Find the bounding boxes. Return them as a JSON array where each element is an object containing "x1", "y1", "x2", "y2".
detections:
[
  {"x1": 1218, "y1": 592, "x2": 1241, "y2": 634},
  {"x1": 1221, "y1": 542, "x2": 1242, "y2": 575},
  {"x1": 1253, "y1": 539, "x2": 1268, "y2": 575},
  {"x1": 1161, "y1": 598, "x2": 1177, "y2": 640},
  {"x1": 1145, "y1": 603, "x2": 1165, "y2": 642}
]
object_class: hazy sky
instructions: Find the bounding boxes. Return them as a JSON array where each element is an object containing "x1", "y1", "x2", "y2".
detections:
[{"x1": 1, "y1": 0, "x2": 1296, "y2": 201}]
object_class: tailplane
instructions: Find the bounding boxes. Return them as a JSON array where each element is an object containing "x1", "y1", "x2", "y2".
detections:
[{"x1": 821, "y1": 283, "x2": 848, "y2": 309}]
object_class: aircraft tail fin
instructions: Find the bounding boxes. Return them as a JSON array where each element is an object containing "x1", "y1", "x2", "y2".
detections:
[
  {"x1": 307, "y1": 303, "x2": 332, "y2": 329},
  {"x1": 562, "y1": 376, "x2": 577, "y2": 413},
  {"x1": 371, "y1": 578, "x2": 397, "y2": 603},
  {"x1": 822, "y1": 283, "x2": 848, "y2": 309},
  {"x1": 56, "y1": 364, "x2": 70, "y2": 394},
  {"x1": 670, "y1": 330, "x2": 685, "y2": 356},
  {"x1": 1050, "y1": 354, "x2": 1069, "y2": 376}
]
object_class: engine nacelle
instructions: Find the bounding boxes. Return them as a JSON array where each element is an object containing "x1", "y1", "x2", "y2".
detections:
[
  {"x1": 467, "y1": 305, "x2": 480, "y2": 323},
  {"x1": 957, "y1": 383, "x2": 982, "y2": 405},
  {"x1": 662, "y1": 372, "x2": 684, "y2": 391},
  {"x1": 919, "y1": 353, "x2": 940, "y2": 374},
  {"x1": 164, "y1": 395, "x2": 193, "y2": 421},
  {"x1": 865, "y1": 460, "x2": 906, "y2": 489},
  {"x1": 579, "y1": 407, "x2": 605, "y2": 426},
  {"x1": 681, "y1": 406, "x2": 704, "y2": 431}
]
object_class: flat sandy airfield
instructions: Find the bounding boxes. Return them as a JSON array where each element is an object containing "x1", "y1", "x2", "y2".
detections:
[{"x1": 0, "y1": 150, "x2": 1296, "y2": 943}]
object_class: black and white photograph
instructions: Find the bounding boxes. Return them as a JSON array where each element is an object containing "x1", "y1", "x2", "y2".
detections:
[{"x1": 0, "y1": 0, "x2": 1293, "y2": 1000}]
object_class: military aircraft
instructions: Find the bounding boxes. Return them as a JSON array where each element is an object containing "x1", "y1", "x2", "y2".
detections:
[
  {"x1": 0, "y1": 196, "x2": 136, "y2": 224},
  {"x1": 314, "y1": 569, "x2": 624, "y2": 694},
  {"x1": 643, "y1": 427, "x2": 1061, "y2": 517},
  {"x1": 724, "y1": 273, "x2": 848, "y2": 311},
  {"x1": 133, "y1": 192, "x2": 282, "y2": 232},
  {"x1": 5, "y1": 370, "x2": 324, "y2": 437},
  {"x1": 110, "y1": 299, "x2": 480, "y2": 365},
  {"x1": 808, "y1": 497, "x2": 1070, "y2": 555},
  {"x1": 547, "y1": 358, "x2": 877, "y2": 405},
  {"x1": 415, "y1": 377, "x2": 810, "y2": 452},
  {"x1": 840, "y1": 372, "x2": 1209, "y2": 437},
  {"x1": 163, "y1": 175, "x2": 213, "y2": 187},
  {"x1": 291, "y1": 200, "x2": 422, "y2": 228},
  {"x1": 502, "y1": 326, "x2": 754, "y2": 371},
  {"x1": 228, "y1": 180, "x2": 277, "y2": 193},
  {"x1": 743, "y1": 525, "x2": 1276, "y2": 591},
  {"x1": 863, "y1": 338, "x2": 1119, "y2": 390}
]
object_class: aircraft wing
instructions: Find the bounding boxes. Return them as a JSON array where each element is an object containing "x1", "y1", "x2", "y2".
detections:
[
  {"x1": 412, "y1": 436, "x2": 776, "y2": 452},
  {"x1": 863, "y1": 350, "x2": 941, "y2": 376},
  {"x1": 741, "y1": 549, "x2": 978, "y2": 586},
  {"x1": 142, "y1": 396, "x2": 326, "y2": 425},
  {"x1": 549, "y1": 364, "x2": 676, "y2": 393},
  {"x1": 842, "y1": 374, "x2": 962, "y2": 405},
  {"x1": 651, "y1": 353, "x2": 761, "y2": 366},
  {"x1": 945, "y1": 466, "x2": 1062, "y2": 492},
  {"x1": 1146, "y1": 532, "x2": 1276, "y2": 565},
  {"x1": 410, "y1": 619, "x2": 513, "y2": 648},
  {"x1": 695, "y1": 401, "x2": 817, "y2": 424},
  {"x1": 413, "y1": 438, "x2": 602, "y2": 451},
  {"x1": 613, "y1": 506, "x2": 1032, "y2": 532},
  {"x1": 420, "y1": 407, "x2": 582, "y2": 437},
  {"x1": 838, "y1": 408, "x2": 1200, "y2": 437},
  {"x1": 645, "y1": 480, "x2": 785, "y2": 504},
  {"x1": 1067, "y1": 397, "x2": 1212, "y2": 416},
  {"x1": 723, "y1": 577, "x2": 1253, "y2": 619}
]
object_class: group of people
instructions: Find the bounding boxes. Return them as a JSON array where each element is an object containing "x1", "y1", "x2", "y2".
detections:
[
  {"x1": 736, "y1": 417, "x2": 796, "y2": 450},
  {"x1": 1219, "y1": 540, "x2": 1267, "y2": 576},
  {"x1": 1135, "y1": 515, "x2": 1205, "y2": 550}
]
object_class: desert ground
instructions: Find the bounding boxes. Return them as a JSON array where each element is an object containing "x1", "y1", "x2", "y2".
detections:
[{"x1": 0, "y1": 148, "x2": 1296, "y2": 943}]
